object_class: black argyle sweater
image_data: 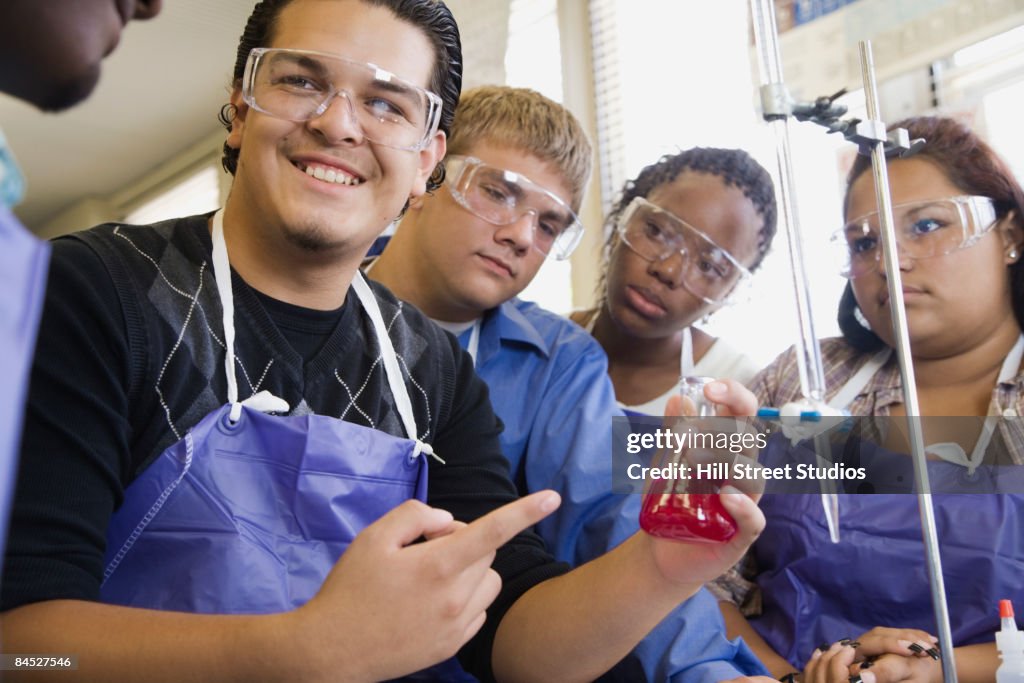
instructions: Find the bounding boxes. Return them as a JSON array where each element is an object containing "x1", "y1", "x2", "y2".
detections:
[
  {"x1": 73, "y1": 214, "x2": 457, "y2": 474},
  {"x1": 4, "y1": 214, "x2": 566, "y2": 681}
]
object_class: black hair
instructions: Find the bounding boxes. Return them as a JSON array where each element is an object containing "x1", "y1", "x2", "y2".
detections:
[
  {"x1": 597, "y1": 147, "x2": 777, "y2": 300},
  {"x1": 838, "y1": 116, "x2": 1024, "y2": 352},
  {"x1": 217, "y1": 0, "x2": 462, "y2": 192}
]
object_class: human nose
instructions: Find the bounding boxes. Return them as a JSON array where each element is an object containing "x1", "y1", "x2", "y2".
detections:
[
  {"x1": 648, "y1": 249, "x2": 686, "y2": 288},
  {"x1": 306, "y1": 91, "x2": 366, "y2": 145},
  {"x1": 876, "y1": 240, "x2": 914, "y2": 278},
  {"x1": 133, "y1": 0, "x2": 163, "y2": 20},
  {"x1": 494, "y1": 212, "x2": 537, "y2": 255}
]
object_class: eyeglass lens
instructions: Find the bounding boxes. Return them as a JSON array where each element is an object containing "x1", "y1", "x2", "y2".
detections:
[
  {"x1": 249, "y1": 49, "x2": 434, "y2": 149},
  {"x1": 622, "y1": 202, "x2": 744, "y2": 302},
  {"x1": 840, "y1": 198, "x2": 975, "y2": 278},
  {"x1": 456, "y1": 164, "x2": 576, "y2": 255}
]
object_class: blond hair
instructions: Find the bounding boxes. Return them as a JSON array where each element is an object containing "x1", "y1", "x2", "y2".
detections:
[{"x1": 446, "y1": 85, "x2": 592, "y2": 212}]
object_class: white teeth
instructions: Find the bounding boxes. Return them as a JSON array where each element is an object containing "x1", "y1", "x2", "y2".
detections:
[{"x1": 302, "y1": 164, "x2": 361, "y2": 185}]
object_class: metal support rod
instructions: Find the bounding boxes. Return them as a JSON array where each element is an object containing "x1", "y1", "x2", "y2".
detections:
[
  {"x1": 858, "y1": 40, "x2": 957, "y2": 683},
  {"x1": 750, "y1": 0, "x2": 828, "y2": 404},
  {"x1": 750, "y1": 0, "x2": 838, "y2": 544}
]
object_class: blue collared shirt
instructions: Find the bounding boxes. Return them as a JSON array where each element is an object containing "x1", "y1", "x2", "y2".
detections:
[{"x1": 456, "y1": 298, "x2": 769, "y2": 683}]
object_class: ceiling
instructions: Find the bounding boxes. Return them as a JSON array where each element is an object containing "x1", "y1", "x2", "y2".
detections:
[{"x1": 1, "y1": 0, "x2": 491, "y2": 232}]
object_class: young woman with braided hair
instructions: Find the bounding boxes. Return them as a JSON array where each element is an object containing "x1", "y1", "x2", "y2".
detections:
[{"x1": 572, "y1": 147, "x2": 778, "y2": 415}]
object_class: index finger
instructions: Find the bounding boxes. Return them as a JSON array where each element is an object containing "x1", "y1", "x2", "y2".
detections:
[{"x1": 444, "y1": 490, "x2": 561, "y2": 567}]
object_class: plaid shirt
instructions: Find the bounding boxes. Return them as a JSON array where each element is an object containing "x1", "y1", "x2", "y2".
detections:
[{"x1": 709, "y1": 335, "x2": 1024, "y2": 612}]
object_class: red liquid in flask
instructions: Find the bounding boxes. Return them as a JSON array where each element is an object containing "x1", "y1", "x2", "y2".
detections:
[{"x1": 639, "y1": 476, "x2": 738, "y2": 543}]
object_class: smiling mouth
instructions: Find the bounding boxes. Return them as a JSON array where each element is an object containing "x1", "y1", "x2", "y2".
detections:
[{"x1": 295, "y1": 162, "x2": 364, "y2": 186}]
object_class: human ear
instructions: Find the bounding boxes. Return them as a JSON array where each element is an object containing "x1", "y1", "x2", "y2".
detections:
[
  {"x1": 410, "y1": 132, "x2": 447, "y2": 199},
  {"x1": 225, "y1": 88, "x2": 249, "y2": 152},
  {"x1": 999, "y1": 210, "x2": 1024, "y2": 263}
]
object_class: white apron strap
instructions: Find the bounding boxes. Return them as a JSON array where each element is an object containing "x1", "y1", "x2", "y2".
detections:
[
  {"x1": 350, "y1": 272, "x2": 442, "y2": 463},
  {"x1": 211, "y1": 210, "x2": 239, "y2": 409},
  {"x1": 828, "y1": 348, "x2": 891, "y2": 411},
  {"x1": 930, "y1": 334, "x2": 1024, "y2": 473},
  {"x1": 680, "y1": 326, "x2": 695, "y2": 377},
  {"x1": 997, "y1": 334, "x2": 1024, "y2": 413},
  {"x1": 211, "y1": 211, "x2": 293, "y2": 422}
]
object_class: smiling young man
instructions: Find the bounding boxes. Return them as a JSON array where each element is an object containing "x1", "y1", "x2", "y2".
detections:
[
  {"x1": 3, "y1": 3, "x2": 764, "y2": 682},
  {"x1": 369, "y1": 84, "x2": 772, "y2": 682}
]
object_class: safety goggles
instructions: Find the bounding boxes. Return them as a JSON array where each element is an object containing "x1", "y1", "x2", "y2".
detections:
[
  {"x1": 833, "y1": 195, "x2": 999, "y2": 279},
  {"x1": 617, "y1": 197, "x2": 752, "y2": 305},
  {"x1": 445, "y1": 155, "x2": 584, "y2": 260},
  {"x1": 241, "y1": 47, "x2": 443, "y2": 152}
]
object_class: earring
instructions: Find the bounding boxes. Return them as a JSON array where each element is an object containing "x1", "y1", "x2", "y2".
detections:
[{"x1": 1010, "y1": 249, "x2": 1019, "y2": 261}]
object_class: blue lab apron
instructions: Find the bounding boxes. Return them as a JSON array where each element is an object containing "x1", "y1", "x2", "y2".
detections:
[
  {"x1": 750, "y1": 341, "x2": 1024, "y2": 669},
  {"x1": 101, "y1": 210, "x2": 433, "y2": 618},
  {"x1": 0, "y1": 206, "x2": 49, "y2": 566}
]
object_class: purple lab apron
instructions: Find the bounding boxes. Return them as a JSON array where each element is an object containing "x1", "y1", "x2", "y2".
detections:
[
  {"x1": 100, "y1": 209, "x2": 433, "y2": 618},
  {"x1": 0, "y1": 206, "x2": 49, "y2": 567},
  {"x1": 752, "y1": 445, "x2": 1024, "y2": 668},
  {"x1": 100, "y1": 402, "x2": 430, "y2": 612},
  {"x1": 750, "y1": 341, "x2": 1024, "y2": 669}
]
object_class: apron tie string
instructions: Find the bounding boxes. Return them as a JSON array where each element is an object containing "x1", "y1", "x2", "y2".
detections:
[
  {"x1": 229, "y1": 390, "x2": 291, "y2": 423},
  {"x1": 413, "y1": 439, "x2": 445, "y2": 465}
]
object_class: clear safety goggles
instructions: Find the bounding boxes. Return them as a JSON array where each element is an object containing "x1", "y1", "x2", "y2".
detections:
[
  {"x1": 445, "y1": 155, "x2": 584, "y2": 260},
  {"x1": 241, "y1": 47, "x2": 443, "y2": 152},
  {"x1": 617, "y1": 197, "x2": 752, "y2": 305},
  {"x1": 833, "y1": 195, "x2": 999, "y2": 279}
]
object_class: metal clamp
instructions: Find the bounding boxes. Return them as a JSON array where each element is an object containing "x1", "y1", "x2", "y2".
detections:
[{"x1": 764, "y1": 84, "x2": 925, "y2": 157}]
